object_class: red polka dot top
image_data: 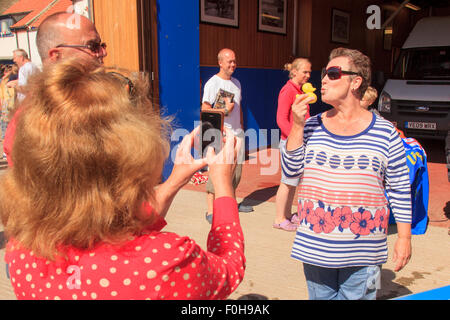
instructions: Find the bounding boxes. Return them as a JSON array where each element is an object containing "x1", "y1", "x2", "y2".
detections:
[{"x1": 5, "y1": 197, "x2": 245, "y2": 300}]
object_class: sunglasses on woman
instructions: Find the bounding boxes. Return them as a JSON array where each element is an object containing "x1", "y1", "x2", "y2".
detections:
[
  {"x1": 108, "y1": 72, "x2": 136, "y2": 98},
  {"x1": 321, "y1": 66, "x2": 360, "y2": 80}
]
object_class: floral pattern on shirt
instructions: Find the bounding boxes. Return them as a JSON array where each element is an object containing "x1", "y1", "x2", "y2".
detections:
[{"x1": 298, "y1": 200, "x2": 390, "y2": 238}]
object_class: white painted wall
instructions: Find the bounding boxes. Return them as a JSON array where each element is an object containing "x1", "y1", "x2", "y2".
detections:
[
  {"x1": 15, "y1": 30, "x2": 41, "y2": 67},
  {"x1": 0, "y1": 34, "x2": 16, "y2": 60},
  {"x1": 0, "y1": 31, "x2": 41, "y2": 67}
]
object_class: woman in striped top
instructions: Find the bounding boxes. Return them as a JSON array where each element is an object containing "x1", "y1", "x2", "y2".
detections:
[{"x1": 282, "y1": 48, "x2": 412, "y2": 300}]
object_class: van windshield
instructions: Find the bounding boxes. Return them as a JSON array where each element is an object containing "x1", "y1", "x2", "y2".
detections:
[{"x1": 392, "y1": 46, "x2": 450, "y2": 80}]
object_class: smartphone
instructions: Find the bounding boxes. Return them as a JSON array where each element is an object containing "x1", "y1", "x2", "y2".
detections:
[{"x1": 200, "y1": 110, "x2": 224, "y2": 156}]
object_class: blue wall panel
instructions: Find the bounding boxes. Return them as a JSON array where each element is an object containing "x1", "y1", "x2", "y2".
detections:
[
  {"x1": 200, "y1": 66, "x2": 286, "y2": 149},
  {"x1": 157, "y1": 0, "x2": 200, "y2": 180}
]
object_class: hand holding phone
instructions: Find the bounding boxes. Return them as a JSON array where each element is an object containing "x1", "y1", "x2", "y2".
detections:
[
  {"x1": 205, "y1": 128, "x2": 240, "y2": 199},
  {"x1": 200, "y1": 110, "x2": 224, "y2": 157}
]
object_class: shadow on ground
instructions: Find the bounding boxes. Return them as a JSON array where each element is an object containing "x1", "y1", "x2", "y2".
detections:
[
  {"x1": 239, "y1": 185, "x2": 279, "y2": 207},
  {"x1": 378, "y1": 269, "x2": 414, "y2": 300},
  {"x1": 444, "y1": 201, "x2": 450, "y2": 220}
]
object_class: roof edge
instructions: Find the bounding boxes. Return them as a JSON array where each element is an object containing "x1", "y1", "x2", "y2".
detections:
[{"x1": 24, "y1": 0, "x2": 60, "y2": 28}]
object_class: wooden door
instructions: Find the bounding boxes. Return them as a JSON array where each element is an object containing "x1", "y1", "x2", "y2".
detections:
[
  {"x1": 137, "y1": 0, "x2": 160, "y2": 109},
  {"x1": 91, "y1": 0, "x2": 159, "y2": 110},
  {"x1": 92, "y1": 0, "x2": 140, "y2": 71}
]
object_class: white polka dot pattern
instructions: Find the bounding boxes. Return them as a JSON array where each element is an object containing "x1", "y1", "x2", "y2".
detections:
[{"x1": 4, "y1": 197, "x2": 245, "y2": 300}]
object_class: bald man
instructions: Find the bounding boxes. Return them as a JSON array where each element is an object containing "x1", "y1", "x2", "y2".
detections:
[
  {"x1": 201, "y1": 48, "x2": 251, "y2": 223},
  {"x1": 3, "y1": 12, "x2": 107, "y2": 164},
  {"x1": 37, "y1": 12, "x2": 107, "y2": 65}
]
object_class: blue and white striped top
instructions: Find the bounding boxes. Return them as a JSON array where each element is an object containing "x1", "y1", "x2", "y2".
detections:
[{"x1": 281, "y1": 113, "x2": 412, "y2": 268}]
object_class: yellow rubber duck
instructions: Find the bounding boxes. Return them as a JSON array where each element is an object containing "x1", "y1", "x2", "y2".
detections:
[{"x1": 297, "y1": 83, "x2": 317, "y2": 104}]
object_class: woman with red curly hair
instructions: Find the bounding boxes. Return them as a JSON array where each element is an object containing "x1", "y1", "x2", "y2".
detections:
[{"x1": 0, "y1": 58, "x2": 245, "y2": 300}]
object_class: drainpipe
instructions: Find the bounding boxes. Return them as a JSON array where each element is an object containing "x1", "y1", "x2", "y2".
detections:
[
  {"x1": 26, "y1": 26, "x2": 31, "y2": 60},
  {"x1": 14, "y1": 30, "x2": 19, "y2": 48},
  {"x1": 382, "y1": 0, "x2": 410, "y2": 29},
  {"x1": 292, "y1": 0, "x2": 298, "y2": 57}
]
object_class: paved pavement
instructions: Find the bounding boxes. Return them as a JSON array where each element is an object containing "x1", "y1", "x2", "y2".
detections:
[{"x1": 0, "y1": 144, "x2": 449, "y2": 300}]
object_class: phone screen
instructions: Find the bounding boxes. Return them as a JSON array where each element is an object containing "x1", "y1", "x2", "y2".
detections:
[{"x1": 201, "y1": 111, "x2": 223, "y2": 156}]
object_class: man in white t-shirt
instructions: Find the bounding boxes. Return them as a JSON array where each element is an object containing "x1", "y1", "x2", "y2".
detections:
[
  {"x1": 201, "y1": 48, "x2": 252, "y2": 223},
  {"x1": 10, "y1": 49, "x2": 40, "y2": 102}
]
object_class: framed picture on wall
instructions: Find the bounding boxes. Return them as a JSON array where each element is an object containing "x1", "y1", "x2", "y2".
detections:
[
  {"x1": 200, "y1": 0, "x2": 239, "y2": 27},
  {"x1": 257, "y1": 0, "x2": 287, "y2": 35},
  {"x1": 331, "y1": 9, "x2": 350, "y2": 44}
]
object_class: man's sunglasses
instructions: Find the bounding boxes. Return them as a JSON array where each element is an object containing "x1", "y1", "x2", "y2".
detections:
[
  {"x1": 321, "y1": 66, "x2": 360, "y2": 80},
  {"x1": 56, "y1": 42, "x2": 107, "y2": 53}
]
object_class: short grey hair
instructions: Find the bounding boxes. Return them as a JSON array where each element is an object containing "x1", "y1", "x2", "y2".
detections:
[
  {"x1": 13, "y1": 49, "x2": 29, "y2": 59},
  {"x1": 329, "y1": 47, "x2": 371, "y2": 100}
]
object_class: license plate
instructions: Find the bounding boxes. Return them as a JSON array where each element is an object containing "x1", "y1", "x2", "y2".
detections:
[{"x1": 405, "y1": 122, "x2": 436, "y2": 130}]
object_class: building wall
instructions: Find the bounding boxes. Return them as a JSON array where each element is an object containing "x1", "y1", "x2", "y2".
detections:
[
  {"x1": 200, "y1": 0, "x2": 295, "y2": 69},
  {"x1": 0, "y1": 33, "x2": 16, "y2": 60},
  {"x1": 93, "y1": 0, "x2": 140, "y2": 71}
]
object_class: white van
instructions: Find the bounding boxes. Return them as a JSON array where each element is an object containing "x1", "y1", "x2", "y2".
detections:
[{"x1": 378, "y1": 16, "x2": 450, "y2": 181}]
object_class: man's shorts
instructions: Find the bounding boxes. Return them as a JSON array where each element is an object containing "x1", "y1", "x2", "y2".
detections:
[
  {"x1": 279, "y1": 138, "x2": 300, "y2": 187},
  {"x1": 206, "y1": 162, "x2": 242, "y2": 194}
]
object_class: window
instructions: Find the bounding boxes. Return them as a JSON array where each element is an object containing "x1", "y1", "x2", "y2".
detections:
[
  {"x1": 393, "y1": 46, "x2": 450, "y2": 80},
  {"x1": 0, "y1": 18, "x2": 14, "y2": 37}
]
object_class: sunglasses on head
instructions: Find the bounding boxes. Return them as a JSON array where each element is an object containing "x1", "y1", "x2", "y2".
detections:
[
  {"x1": 108, "y1": 72, "x2": 136, "y2": 98},
  {"x1": 321, "y1": 66, "x2": 360, "y2": 80},
  {"x1": 56, "y1": 41, "x2": 107, "y2": 54}
]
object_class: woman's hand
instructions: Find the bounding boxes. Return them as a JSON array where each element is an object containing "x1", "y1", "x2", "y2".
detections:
[
  {"x1": 286, "y1": 94, "x2": 314, "y2": 151},
  {"x1": 291, "y1": 94, "x2": 314, "y2": 127},
  {"x1": 393, "y1": 222, "x2": 412, "y2": 272},
  {"x1": 205, "y1": 128, "x2": 241, "y2": 199},
  {"x1": 149, "y1": 127, "x2": 207, "y2": 219},
  {"x1": 393, "y1": 237, "x2": 412, "y2": 272},
  {"x1": 171, "y1": 126, "x2": 208, "y2": 187}
]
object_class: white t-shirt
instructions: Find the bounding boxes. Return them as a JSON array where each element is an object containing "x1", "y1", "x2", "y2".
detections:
[
  {"x1": 202, "y1": 74, "x2": 242, "y2": 135},
  {"x1": 17, "y1": 61, "x2": 40, "y2": 102}
]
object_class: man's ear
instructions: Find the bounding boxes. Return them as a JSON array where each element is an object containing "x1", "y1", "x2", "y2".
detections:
[{"x1": 48, "y1": 48, "x2": 60, "y2": 62}]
